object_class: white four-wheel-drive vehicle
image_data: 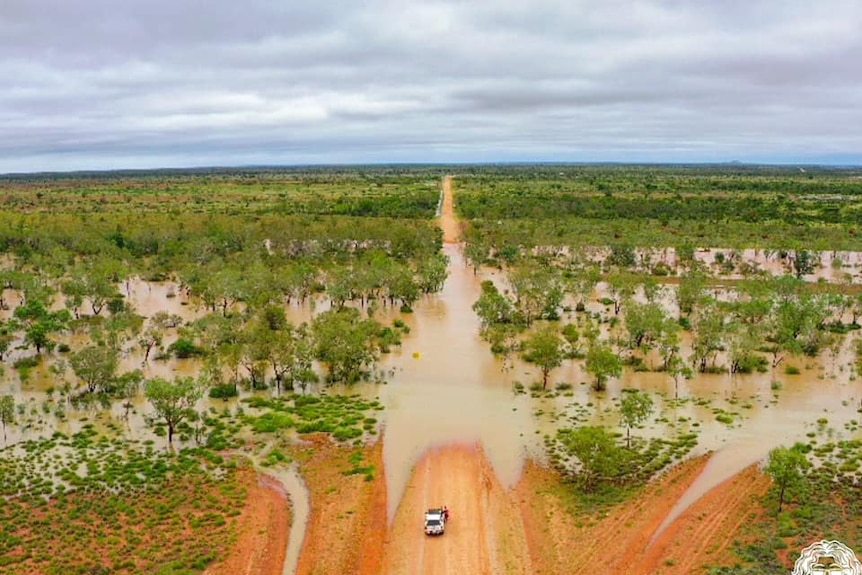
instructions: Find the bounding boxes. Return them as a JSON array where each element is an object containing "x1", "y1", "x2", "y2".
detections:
[{"x1": 424, "y1": 507, "x2": 448, "y2": 536}]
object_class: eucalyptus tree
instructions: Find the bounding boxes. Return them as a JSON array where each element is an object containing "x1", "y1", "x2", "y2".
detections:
[
  {"x1": 239, "y1": 322, "x2": 270, "y2": 389},
  {"x1": 473, "y1": 280, "x2": 518, "y2": 328},
  {"x1": 70, "y1": 345, "x2": 120, "y2": 395},
  {"x1": 269, "y1": 323, "x2": 317, "y2": 393},
  {"x1": 726, "y1": 319, "x2": 766, "y2": 375},
  {"x1": 510, "y1": 263, "x2": 564, "y2": 324},
  {"x1": 312, "y1": 308, "x2": 384, "y2": 384},
  {"x1": 96, "y1": 308, "x2": 144, "y2": 351},
  {"x1": 326, "y1": 267, "x2": 357, "y2": 310},
  {"x1": 557, "y1": 426, "x2": 630, "y2": 492},
  {"x1": 690, "y1": 301, "x2": 727, "y2": 373},
  {"x1": 210, "y1": 264, "x2": 247, "y2": 317},
  {"x1": 138, "y1": 311, "x2": 182, "y2": 363},
  {"x1": 61, "y1": 271, "x2": 87, "y2": 319},
  {"x1": 0, "y1": 395, "x2": 14, "y2": 445},
  {"x1": 464, "y1": 236, "x2": 490, "y2": 274},
  {"x1": 765, "y1": 444, "x2": 810, "y2": 514},
  {"x1": 244, "y1": 307, "x2": 317, "y2": 393},
  {"x1": 239, "y1": 260, "x2": 282, "y2": 313},
  {"x1": 619, "y1": 390, "x2": 654, "y2": 448},
  {"x1": 144, "y1": 376, "x2": 203, "y2": 446},
  {"x1": 657, "y1": 324, "x2": 681, "y2": 372},
  {"x1": 624, "y1": 301, "x2": 673, "y2": 362},
  {"x1": 521, "y1": 324, "x2": 565, "y2": 389},
  {"x1": 665, "y1": 354, "x2": 692, "y2": 399},
  {"x1": 677, "y1": 272, "x2": 709, "y2": 317},
  {"x1": 416, "y1": 253, "x2": 449, "y2": 294},
  {"x1": 388, "y1": 264, "x2": 420, "y2": 310},
  {"x1": 0, "y1": 269, "x2": 24, "y2": 310},
  {"x1": 13, "y1": 300, "x2": 70, "y2": 354},
  {"x1": 766, "y1": 291, "x2": 830, "y2": 368},
  {"x1": 0, "y1": 319, "x2": 13, "y2": 361},
  {"x1": 278, "y1": 261, "x2": 319, "y2": 304},
  {"x1": 565, "y1": 263, "x2": 601, "y2": 310},
  {"x1": 605, "y1": 271, "x2": 639, "y2": 316},
  {"x1": 790, "y1": 249, "x2": 816, "y2": 279},
  {"x1": 585, "y1": 343, "x2": 622, "y2": 392}
]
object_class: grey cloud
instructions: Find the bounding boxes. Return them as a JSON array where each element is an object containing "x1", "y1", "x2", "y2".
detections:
[{"x1": 1, "y1": 0, "x2": 861, "y2": 172}]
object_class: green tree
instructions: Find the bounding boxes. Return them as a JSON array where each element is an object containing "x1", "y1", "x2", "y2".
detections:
[
  {"x1": 791, "y1": 249, "x2": 815, "y2": 279},
  {"x1": 510, "y1": 264, "x2": 564, "y2": 324},
  {"x1": 144, "y1": 376, "x2": 203, "y2": 445},
  {"x1": 0, "y1": 395, "x2": 14, "y2": 445},
  {"x1": 619, "y1": 390, "x2": 654, "y2": 448},
  {"x1": 605, "y1": 271, "x2": 639, "y2": 315},
  {"x1": 464, "y1": 237, "x2": 490, "y2": 274},
  {"x1": 624, "y1": 301, "x2": 670, "y2": 359},
  {"x1": 677, "y1": 272, "x2": 708, "y2": 316},
  {"x1": 766, "y1": 293, "x2": 829, "y2": 368},
  {"x1": 473, "y1": 280, "x2": 517, "y2": 327},
  {"x1": 138, "y1": 314, "x2": 172, "y2": 363},
  {"x1": 388, "y1": 264, "x2": 420, "y2": 310},
  {"x1": 521, "y1": 325, "x2": 564, "y2": 389},
  {"x1": 61, "y1": 273, "x2": 87, "y2": 319},
  {"x1": 691, "y1": 303, "x2": 726, "y2": 372},
  {"x1": 312, "y1": 308, "x2": 382, "y2": 384},
  {"x1": 585, "y1": 344, "x2": 622, "y2": 392},
  {"x1": 606, "y1": 243, "x2": 636, "y2": 269},
  {"x1": 270, "y1": 324, "x2": 318, "y2": 393},
  {"x1": 557, "y1": 426, "x2": 631, "y2": 492},
  {"x1": 416, "y1": 253, "x2": 449, "y2": 293},
  {"x1": 116, "y1": 369, "x2": 144, "y2": 419},
  {"x1": 13, "y1": 300, "x2": 70, "y2": 354},
  {"x1": 82, "y1": 260, "x2": 123, "y2": 316},
  {"x1": 764, "y1": 444, "x2": 810, "y2": 514},
  {"x1": 0, "y1": 319, "x2": 13, "y2": 361},
  {"x1": 665, "y1": 354, "x2": 692, "y2": 399},
  {"x1": 566, "y1": 264, "x2": 601, "y2": 310},
  {"x1": 70, "y1": 345, "x2": 120, "y2": 394}
]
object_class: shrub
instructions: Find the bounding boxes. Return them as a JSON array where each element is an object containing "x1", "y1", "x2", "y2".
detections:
[
  {"x1": 168, "y1": 338, "x2": 203, "y2": 359},
  {"x1": 208, "y1": 384, "x2": 238, "y2": 399},
  {"x1": 716, "y1": 412, "x2": 734, "y2": 425}
]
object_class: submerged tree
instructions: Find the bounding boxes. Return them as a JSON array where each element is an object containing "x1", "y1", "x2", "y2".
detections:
[
  {"x1": 144, "y1": 376, "x2": 203, "y2": 446},
  {"x1": 70, "y1": 345, "x2": 120, "y2": 395},
  {"x1": 312, "y1": 308, "x2": 383, "y2": 384},
  {"x1": 619, "y1": 390, "x2": 654, "y2": 448},
  {"x1": 0, "y1": 395, "x2": 15, "y2": 446},
  {"x1": 521, "y1": 325, "x2": 564, "y2": 389},
  {"x1": 585, "y1": 343, "x2": 622, "y2": 392}
]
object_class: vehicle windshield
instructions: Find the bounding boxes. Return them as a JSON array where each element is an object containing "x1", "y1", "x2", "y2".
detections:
[{"x1": 426, "y1": 520, "x2": 441, "y2": 526}]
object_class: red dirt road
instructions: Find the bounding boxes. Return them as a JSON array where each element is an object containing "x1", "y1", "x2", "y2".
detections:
[
  {"x1": 382, "y1": 444, "x2": 530, "y2": 575},
  {"x1": 440, "y1": 176, "x2": 461, "y2": 244}
]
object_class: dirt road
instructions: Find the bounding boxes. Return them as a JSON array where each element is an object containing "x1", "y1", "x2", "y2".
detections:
[
  {"x1": 440, "y1": 176, "x2": 461, "y2": 244},
  {"x1": 382, "y1": 444, "x2": 530, "y2": 575}
]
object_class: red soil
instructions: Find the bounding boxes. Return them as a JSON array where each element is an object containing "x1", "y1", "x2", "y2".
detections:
[
  {"x1": 204, "y1": 470, "x2": 289, "y2": 575},
  {"x1": 213, "y1": 446, "x2": 773, "y2": 575}
]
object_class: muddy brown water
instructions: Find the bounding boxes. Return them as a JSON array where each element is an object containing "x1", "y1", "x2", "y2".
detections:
[{"x1": 2, "y1": 243, "x2": 862, "y2": 545}]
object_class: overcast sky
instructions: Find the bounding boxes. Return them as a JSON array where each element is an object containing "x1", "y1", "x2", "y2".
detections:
[{"x1": 2, "y1": 0, "x2": 861, "y2": 172}]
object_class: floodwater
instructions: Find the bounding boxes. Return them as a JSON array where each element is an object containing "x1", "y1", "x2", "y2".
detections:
[
  {"x1": 2, "y1": 239, "x2": 862, "y2": 545},
  {"x1": 370, "y1": 244, "x2": 537, "y2": 518}
]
